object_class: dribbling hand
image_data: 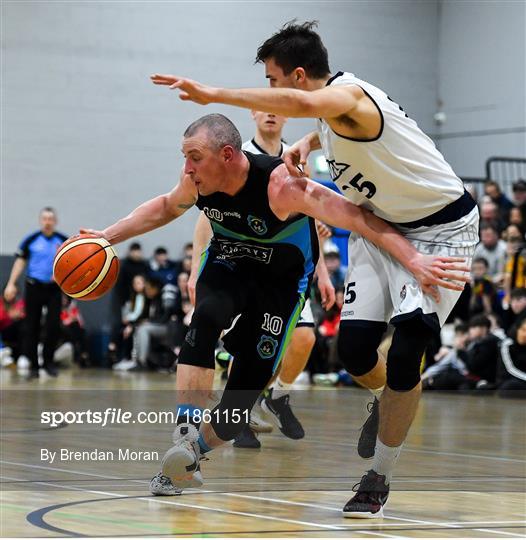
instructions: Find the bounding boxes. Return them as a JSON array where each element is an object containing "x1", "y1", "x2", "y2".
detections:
[{"x1": 79, "y1": 228, "x2": 108, "y2": 240}]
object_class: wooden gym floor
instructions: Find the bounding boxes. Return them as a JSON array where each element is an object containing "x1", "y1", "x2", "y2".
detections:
[{"x1": 0, "y1": 368, "x2": 525, "y2": 538}]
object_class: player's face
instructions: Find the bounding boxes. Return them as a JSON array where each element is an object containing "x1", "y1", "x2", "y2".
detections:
[
  {"x1": 264, "y1": 58, "x2": 300, "y2": 89},
  {"x1": 39, "y1": 211, "x2": 56, "y2": 235},
  {"x1": 182, "y1": 132, "x2": 224, "y2": 196},
  {"x1": 252, "y1": 111, "x2": 287, "y2": 136}
]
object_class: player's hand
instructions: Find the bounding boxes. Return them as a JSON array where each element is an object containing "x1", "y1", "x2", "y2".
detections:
[
  {"x1": 409, "y1": 254, "x2": 471, "y2": 303},
  {"x1": 79, "y1": 228, "x2": 108, "y2": 240},
  {"x1": 3, "y1": 283, "x2": 17, "y2": 303},
  {"x1": 188, "y1": 271, "x2": 197, "y2": 307},
  {"x1": 316, "y1": 221, "x2": 332, "y2": 240},
  {"x1": 150, "y1": 74, "x2": 216, "y2": 105},
  {"x1": 282, "y1": 137, "x2": 312, "y2": 176},
  {"x1": 318, "y1": 274, "x2": 336, "y2": 310}
]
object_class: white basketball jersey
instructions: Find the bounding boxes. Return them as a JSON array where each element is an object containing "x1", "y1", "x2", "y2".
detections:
[
  {"x1": 318, "y1": 72, "x2": 464, "y2": 224},
  {"x1": 242, "y1": 138, "x2": 290, "y2": 156}
]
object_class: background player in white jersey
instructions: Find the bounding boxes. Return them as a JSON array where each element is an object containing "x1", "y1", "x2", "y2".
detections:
[
  {"x1": 189, "y1": 110, "x2": 336, "y2": 449},
  {"x1": 151, "y1": 20, "x2": 478, "y2": 518}
]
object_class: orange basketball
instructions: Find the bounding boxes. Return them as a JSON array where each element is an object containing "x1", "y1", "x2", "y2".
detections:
[{"x1": 53, "y1": 233, "x2": 119, "y2": 301}]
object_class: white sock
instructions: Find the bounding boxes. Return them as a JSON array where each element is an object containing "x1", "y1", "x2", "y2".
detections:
[
  {"x1": 270, "y1": 376, "x2": 292, "y2": 399},
  {"x1": 372, "y1": 438, "x2": 402, "y2": 485},
  {"x1": 370, "y1": 385, "x2": 384, "y2": 399}
]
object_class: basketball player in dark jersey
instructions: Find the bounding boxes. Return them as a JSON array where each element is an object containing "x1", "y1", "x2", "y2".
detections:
[{"x1": 82, "y1": 114, "x2": 469, "y2": 495}]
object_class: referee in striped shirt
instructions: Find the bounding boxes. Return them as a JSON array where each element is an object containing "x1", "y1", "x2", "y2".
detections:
[{"x1": 4, "y1": 208, "x2": 67, "y2": 378}]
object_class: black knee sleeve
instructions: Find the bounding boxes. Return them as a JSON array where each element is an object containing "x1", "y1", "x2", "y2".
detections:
[
  {"x1": 338, "y1": 321, "x2": 387, "y2": 376},
  {"x1": 387, "y1": 317, "x2": 435, "y2": 391},
  {"x1": 177, "y1": 296, "x2": 234, "y2": 369}
]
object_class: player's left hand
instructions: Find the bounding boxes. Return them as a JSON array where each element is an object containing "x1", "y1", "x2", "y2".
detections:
[
  {"x1": 150, "y1": 74, "x2": 216, "y2": 105},
  {"x1": 317, "y1": 274, "x2": 336, "y2": 310},
  {"x1": 409, "y1": 254, "x2": 470, "y2": 303}
]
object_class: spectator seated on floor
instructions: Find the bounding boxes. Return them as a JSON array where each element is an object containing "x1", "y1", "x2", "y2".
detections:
[
  {"x1": 0, "y1": 288, "x2": 25, "y2": 367},
  {"x1": 112, "y1": 274, "x2": 147, "y2": 369},
  {"x1": 497, "y1": 317, "x2": 526, "y2": 398},
  {"x1": 469, "y1": 257, "x2": 500, "y2": 317},
  {"x1": 107, "y1": 242, "x2": 148, "y2": 364},
  {"x1": 60, "y1": 295, "x2": 90, "y2": 367},
  {"x1": 473, "y1": 224, "x2": 507, "y2": 285},
  {"x1": 422, "y1": 323, "x2": 470, "y2": 390},
  {"x1": 115, "y1": 277, "x2": 177, "y2": 371},
  {"x1": 504, "y1": 288, "x2": 526, "y2": 333},
  {"x1": 463, "y1": 314, "x2": 501, "y2": 389},
  {"x1": 148, "y1": 246, "x2": 178, "y2": 286}
]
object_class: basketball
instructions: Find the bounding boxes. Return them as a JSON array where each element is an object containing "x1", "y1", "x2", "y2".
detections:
[{"x1": 53, "y1": 233, "x2": 120, "y2": 301}]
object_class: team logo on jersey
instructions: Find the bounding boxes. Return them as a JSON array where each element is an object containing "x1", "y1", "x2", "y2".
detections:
[
  {"x1": 247, "y1": 215, "x2": 267, "y2": 235},
  {"x1": 257, "y1": 335, "x2": 279, "y2": 359},
  {"x1": 326, "y1": 160, "x2": 350, "y2": 181},
  {"x1": 203, "y1": 207, "x2": 223, "y2": 222}
]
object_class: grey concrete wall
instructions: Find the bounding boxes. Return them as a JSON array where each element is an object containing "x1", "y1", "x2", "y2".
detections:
[
  {"x1": 436, "y1": 0, "x2": 526, "y2": 178},
  {"x1": 2, "y1": 0, "x2": 439, "y2": 256}
]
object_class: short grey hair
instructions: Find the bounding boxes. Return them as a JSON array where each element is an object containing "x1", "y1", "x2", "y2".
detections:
[{"x1": 183, "y1": 113, "x2": 242, "y2": 151}]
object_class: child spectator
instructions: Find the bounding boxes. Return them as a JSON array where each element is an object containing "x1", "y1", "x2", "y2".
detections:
[
  {"x1": 469, "y1": 257, "x2": 499, "y2": 316},
  {"x1": 498, "y1": 317, "x2": 526, "y2": 398},
  {"x1": 464, "y1": 315, "x2": 501, "y2": 387}
]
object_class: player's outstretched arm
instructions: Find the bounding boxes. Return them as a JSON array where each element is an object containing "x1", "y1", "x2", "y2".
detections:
[
  {"x1": 269, "y1": 167, "x2": 470, "y2": 301},
  {"x1": 150, "y1": 74, "x2": 358, "y2": 118},
  {"x1": 188, "y1": 212, "x2": 213, "y2": 306},
  {"x1": 81, "y1": 173, "x2": 198, "y2": 245}
]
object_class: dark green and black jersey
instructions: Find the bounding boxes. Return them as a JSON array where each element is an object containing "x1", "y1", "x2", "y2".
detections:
[{"x1": 195, "y1": 152, "x2": 318, "y2": 294}]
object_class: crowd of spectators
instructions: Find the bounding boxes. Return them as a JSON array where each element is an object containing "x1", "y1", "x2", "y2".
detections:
[{"x1": 1, "y1": 181, "x2": 525, "y2": 397}]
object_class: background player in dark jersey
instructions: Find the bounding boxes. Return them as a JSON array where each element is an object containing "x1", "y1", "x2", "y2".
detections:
[
  {"x1": 4, "y1": 207, "x2": 67, "y2": 378},
  {"x1": 81, "y1": 114, "x2": 469, "y2": 494}
]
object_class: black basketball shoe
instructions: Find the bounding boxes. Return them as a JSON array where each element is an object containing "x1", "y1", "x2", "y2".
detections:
[
  {"x1": 342, "y1": 470, "x2": 389, "y2": 518},
  {"x1": 233, "y1": 425, "x2": 261, "y2": 449},
  {"x1": 357, "y1": 397, "x2": 379, "y2": 459},
  {"x1": 261, "y1": 388, "x2": 305, "y2": 440}
]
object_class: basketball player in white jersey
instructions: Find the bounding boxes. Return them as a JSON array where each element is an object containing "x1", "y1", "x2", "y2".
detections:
[
  {"x1": 189, "y1": 110, "x2": 336, "y2": 449},
  {"x1": 150, "y1": 20, "x2": 478, "y2": 518}
]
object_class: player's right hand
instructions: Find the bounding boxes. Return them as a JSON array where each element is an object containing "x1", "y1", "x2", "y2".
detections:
[
  {"x1": 3, "y1": 283, "x2": 17, "y2": 303},
  {"x1": 79, "y1": 228, "x2": 108, "y2": 240},
  {"x1": 283, "y1": 137, "x2": 312, "y2": 177}
]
